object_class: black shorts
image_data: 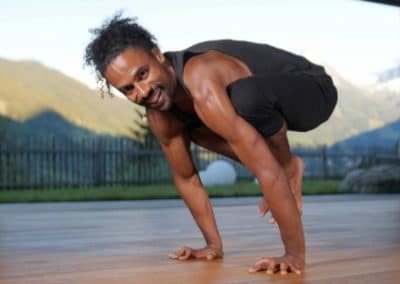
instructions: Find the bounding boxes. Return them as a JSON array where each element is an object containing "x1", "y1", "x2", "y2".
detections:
[{"x1": 227, "y1": 71, "x2": 338, "y2": 137}]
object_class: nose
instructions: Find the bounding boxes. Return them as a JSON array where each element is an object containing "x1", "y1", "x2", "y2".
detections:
[{"x1": 135, "y1": 82, "x2": 151, "y2": 102}]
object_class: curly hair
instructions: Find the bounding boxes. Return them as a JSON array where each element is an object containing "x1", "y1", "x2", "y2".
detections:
[{"x1": 84, "y1": 12, "x2": 158, "y2": 95}]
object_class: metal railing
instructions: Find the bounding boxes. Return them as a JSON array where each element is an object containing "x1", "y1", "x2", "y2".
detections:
[{"x1": 1, "y1": 136, "x2": 398, "y2": 189}]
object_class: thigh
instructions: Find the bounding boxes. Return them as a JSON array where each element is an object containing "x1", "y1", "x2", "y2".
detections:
[
  {"x1": 228, "y1": 76, "x2": 285, "y2": 137},
  {"x1": 264, "y1": 73, "x2": 337, "y2": 131},
  {"x1": 228, "y1": 74, "x2": 336, "y2": 133}
]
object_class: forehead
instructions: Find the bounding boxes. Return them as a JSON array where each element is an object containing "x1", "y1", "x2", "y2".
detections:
[{"x1": 105, "y1": 47, "x2": 152, "y2": 83}]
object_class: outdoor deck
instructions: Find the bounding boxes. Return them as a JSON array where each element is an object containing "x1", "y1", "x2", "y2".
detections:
[{"x1": 1, "y1": 194, "x2": 399, "y2": 283}]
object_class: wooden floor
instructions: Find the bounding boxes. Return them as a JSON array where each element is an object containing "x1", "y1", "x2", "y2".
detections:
[{"x1": 0, "y1": 194, "x2": 399, "y2": 284}]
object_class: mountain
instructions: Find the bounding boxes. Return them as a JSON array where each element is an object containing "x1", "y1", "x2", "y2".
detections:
[
  {"x1": 331, "y1": 118, "x2": 400, "y2": 151},
  {"x1": 0, "y1": 58, "x2": 142, "y2": 139},
  {"x1": 0, "y1": 58, "x2": 399, "y2": 148},
  {"x1": 1, "y1": 110, "x2": 106, "y2": 142},
  {"x1": 369, "y1": 77, "x2": 400, "y2": 109}
]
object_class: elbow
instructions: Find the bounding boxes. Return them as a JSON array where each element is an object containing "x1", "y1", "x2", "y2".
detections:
[{"x1": 173, "y1": 170, "x2": 202, "y2": 188}]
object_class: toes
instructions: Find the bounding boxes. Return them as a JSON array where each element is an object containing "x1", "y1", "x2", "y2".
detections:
[
  {"x1": 258, "y1": 198, "x2": 269, "y2": 217},
  {"x1": 259, "y1": 209, "x2": 268, "y2": 217}
]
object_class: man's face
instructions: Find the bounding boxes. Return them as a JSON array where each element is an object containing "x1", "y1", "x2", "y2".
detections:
[{"x1": 105, "y1": 47, "x2": 175, "y2": 111}]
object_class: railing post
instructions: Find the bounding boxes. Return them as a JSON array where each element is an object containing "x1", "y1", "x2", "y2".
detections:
[
  {"x1": 0, "y1": 142, "x2": 3, "y2": 190},
  {"x1": 322, "y1": 145, "x2": 328, "y2": 179},
  {"x1": 51, "y1": 136, "x2": 56, "y2": 188},
  {"x1": 192, "y1": 144, "x2": 200, "y2": 169},
  {"x1": 94, "y1": 137, "x2": 105, "y2": 186}
]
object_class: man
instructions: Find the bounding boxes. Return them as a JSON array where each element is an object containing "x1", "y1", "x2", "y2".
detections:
[{"x1": 85, "y1": 15, "x2": 337, "y2": 275}]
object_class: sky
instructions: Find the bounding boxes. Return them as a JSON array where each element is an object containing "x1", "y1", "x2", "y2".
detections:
[{"x1": 0, "y1": 0, "x2": 399, "y2": 88}]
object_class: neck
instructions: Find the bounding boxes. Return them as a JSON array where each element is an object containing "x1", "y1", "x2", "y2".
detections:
[
  {"x1": 164, "y1": 54, "x2": 194, "y2": 113},
  {"x1": 173, "y1": 83, "x2": 196, "y2": 114}
]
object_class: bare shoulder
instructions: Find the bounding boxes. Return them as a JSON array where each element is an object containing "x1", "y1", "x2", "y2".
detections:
[
  {"x1": 182, "y1": 51, "x2": 252, "y2": 97},
  {"x1": 146, "y1": 109, "x2": 185, "y2": 144},
  {"x1": 182, "y1": 52, "x2": 223, "y2": 93}
]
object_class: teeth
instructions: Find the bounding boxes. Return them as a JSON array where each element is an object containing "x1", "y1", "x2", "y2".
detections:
[{"x1": 149, "y1": 89, "x2": 160, "y2": 105}]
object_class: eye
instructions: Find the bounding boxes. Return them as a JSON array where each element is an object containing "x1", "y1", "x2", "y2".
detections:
[
  {"x1": 119, "y1": 84, "x2": 134, "y2": 95},
  {"x1": 138, "y1": 68, "x2": 148, "y2": 80}
]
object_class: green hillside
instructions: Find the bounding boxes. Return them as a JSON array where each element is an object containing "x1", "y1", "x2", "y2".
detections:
[
  {"x1": 0, "y1": 58, "x2": 399, "y2": 147},
  {"x1": 0, "y1": 58, "x2": 142, "y2": 138}
]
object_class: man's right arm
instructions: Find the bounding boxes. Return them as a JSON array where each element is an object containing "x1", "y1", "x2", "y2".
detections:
[{"x1": 146, "y1": 109, "x2": 223, "y2": 259}]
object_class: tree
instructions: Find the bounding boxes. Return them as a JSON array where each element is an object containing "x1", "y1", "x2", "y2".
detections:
[{"x1": 130, "y1": 107, "x2": 159, "y2": 149}]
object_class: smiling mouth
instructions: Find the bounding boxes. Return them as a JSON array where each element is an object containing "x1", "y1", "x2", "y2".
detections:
[{"x1": 146, "y1": 87, "x2": 163, "y2": 108}]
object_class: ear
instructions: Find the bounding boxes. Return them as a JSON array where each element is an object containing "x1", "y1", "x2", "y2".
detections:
[{"x1": 151, "y1": 48, "x2": 165, "y2": 63}]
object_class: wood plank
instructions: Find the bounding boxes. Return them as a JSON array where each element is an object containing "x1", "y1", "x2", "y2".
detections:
[{"x1": 0, "y1": 195, "x2": 399, "y2": 283}]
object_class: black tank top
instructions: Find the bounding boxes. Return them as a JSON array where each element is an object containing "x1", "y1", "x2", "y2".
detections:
[{"x1": 164, "y1": 39, "x2": 326, "y2": 129}]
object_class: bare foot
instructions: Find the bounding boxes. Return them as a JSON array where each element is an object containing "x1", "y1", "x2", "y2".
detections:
[{"x1": 258, "y1": 155, "x2": 304, "y2": 224}]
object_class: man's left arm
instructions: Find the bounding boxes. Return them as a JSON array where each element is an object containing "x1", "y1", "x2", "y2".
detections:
[{"x1": 185, "y1": 70, "x2": 305, "y2": 272}]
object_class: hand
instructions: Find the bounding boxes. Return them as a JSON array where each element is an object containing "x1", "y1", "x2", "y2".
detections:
[
  {"x1": 168, "y1": 245, "x2": 223, "y2": 261},
  {"x1": 248, "y1": 254, "x2": 304, "y2": 275}
]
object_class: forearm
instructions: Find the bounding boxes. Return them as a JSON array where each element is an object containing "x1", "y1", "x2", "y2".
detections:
[
  {"x1": 261, "y1": 173, "x2": 305, "y2": 257},
  {"x1": 229, "y1": 130, "x2": 304, "y2": 258},
  {"x1": 174, "y1": 173, "x2": 223, "y2": 249},
  {"x1": 146, "y1": 109, "x2": 223, "y2": 253}
]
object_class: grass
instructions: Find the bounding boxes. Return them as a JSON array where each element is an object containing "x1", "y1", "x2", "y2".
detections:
[{"x1": 0, "y1": 180, "x2": 346, "y2": 203}]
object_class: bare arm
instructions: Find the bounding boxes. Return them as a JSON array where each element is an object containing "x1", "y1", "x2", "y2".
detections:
[
  {"x1": 183, "y1": 62, "x2": 305, "y2": 264},
  {"x1": 147, "y1": 110, "x2": 223, "y2": 259}
]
